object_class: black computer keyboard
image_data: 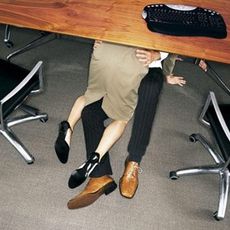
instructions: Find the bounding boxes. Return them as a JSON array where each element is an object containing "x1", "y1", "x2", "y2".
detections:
[{"x1": 142, "y1": 4, "x2": 227, "y2": 39}]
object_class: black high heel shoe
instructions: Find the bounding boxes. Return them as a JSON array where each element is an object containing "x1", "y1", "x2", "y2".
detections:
[
  {"x1": 68, "y1": 152, "x2": 101, "y2": 189},
  {"x1": 54, "y1": 121, "x2": 72, "y2": 164}
]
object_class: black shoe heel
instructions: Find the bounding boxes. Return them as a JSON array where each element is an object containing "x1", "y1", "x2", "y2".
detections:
[
  {"x1": 68, "y1": 152, "x2": 100, "y2": 189},
  {"x1": 104, "y1": 181, "x2": 117, "y2": 195},
  {"x1": 54, "y1": 121, "x2": 72, "y2": 164}
]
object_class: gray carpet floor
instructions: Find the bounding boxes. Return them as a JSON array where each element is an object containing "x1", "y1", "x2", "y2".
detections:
[{"x1": 0, "y1": 25, "x2": 230, "y2": 230}]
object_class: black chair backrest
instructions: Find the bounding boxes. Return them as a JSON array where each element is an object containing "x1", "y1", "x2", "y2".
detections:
[
  {"x1": 0, "y1": 59, "x2": 39, "y2": 119},
  {"x1": 206, "y1": 104, "x2": 230, "y2": 164}
]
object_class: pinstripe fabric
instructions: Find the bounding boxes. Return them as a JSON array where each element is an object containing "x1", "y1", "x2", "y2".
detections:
[{"x1": 127, "y1": 68, "x2": 164, "y2": 163}]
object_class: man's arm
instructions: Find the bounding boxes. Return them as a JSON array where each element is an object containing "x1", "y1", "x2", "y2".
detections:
[
  {"x1": 162, "y1": 54, "x2": 186, "y2": 86},
  {"x1": 162, "y1": 54, "x2": 178, "y2": 76}
]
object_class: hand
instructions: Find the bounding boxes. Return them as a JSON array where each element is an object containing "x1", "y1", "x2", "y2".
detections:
[
  {"x1": 175, "y1": 56, "x2": 183, "y2": 61},
  {"x1": 136, "y1": 49, "x2": 160, "y2": 66},
  {"x1": 166, "y1": 75, "x2": 186, "y2": 87},
  {"x1": 93, "y1": 40, "x2": 102, "y2": 49},
  {"x1": 198, "y1": 59, "x2": 208, "y2": 72}
]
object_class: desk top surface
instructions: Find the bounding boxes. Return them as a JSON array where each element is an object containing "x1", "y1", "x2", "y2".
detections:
[{"x1": 0, "y1": 0, "x2": 229, "y2": 64}]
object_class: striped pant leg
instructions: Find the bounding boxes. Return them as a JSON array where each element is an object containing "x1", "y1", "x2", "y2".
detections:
[{"x1": 127, "y1": 68, "x2": 164, "y2": 163}]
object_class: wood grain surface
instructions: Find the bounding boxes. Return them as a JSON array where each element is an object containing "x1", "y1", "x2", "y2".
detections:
[{"x1": 0, "y1": 0, "x2": 229, "y2": 63}]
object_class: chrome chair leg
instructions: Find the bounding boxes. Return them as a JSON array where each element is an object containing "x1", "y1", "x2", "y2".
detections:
[
  {"x1": 1, "y1": 104, "x2": 48, "y2": 163},
  {"x1": 7, "y1": 113, "x2": 48, "y2": 128},
  {"x1": 6, "y1": 104, "x2": 48, "y2": 127},
  {"x1": 6, "y1": 33, "x2": 57, "y2": 61},
  {"x1": 169, "y1": 164, "x2": 222, "y2": 179},
  {"x1": 0, "y1": 128, "x2": 34, "y2": 164},
  {"x1": 190, "y1": 133, "x2": 224, "y2": 164},
  {"x1": 214, "y1": 170, "x2": 230, "y2": 220}
]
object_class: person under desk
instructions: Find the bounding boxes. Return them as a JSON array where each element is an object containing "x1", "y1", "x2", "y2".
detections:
[{"x1": 54, "y1": 41, "x2": 186, "y2": 209}]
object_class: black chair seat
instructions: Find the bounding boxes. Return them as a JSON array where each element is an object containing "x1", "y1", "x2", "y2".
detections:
[
  {"x1": 207, "y1": 104, "x2": 230, "y2": 164},
  {"x1": 0, "y1": 59, "x2": 39, "y2": 119}
]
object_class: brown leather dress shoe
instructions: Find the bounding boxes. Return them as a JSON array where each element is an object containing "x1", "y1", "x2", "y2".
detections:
[
  {"x1": 119, "y1": 161, "x2": 140, "y2": 199},
  {"x1": 67, "y1": 175, "x2": 117, "y2": 209}
]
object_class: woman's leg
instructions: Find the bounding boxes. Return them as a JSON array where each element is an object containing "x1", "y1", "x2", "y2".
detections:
[
  {"x1": 95, "y1": 120, "x2": 128, "y2": 159},
  {"x1": 55, "y1": 95, "x2": 86, "y2": 163},
  {"x1": 65, "y1": 95, "x2": 86, "y2": 145},
  {"x1": 67, "y1": 100, "x2": 119, "y2": 209},
  {"x1": 81, "y1": 99, "x2": 112, "y2": 177},
  {"x1": 69, "y1": 114, "x2": 128, "y2": 188}
]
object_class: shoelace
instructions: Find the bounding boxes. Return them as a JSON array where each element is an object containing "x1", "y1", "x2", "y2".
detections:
[
  {"x1": 138, "y1": 166, "x2": 143, "y2": 174},
  {"x1": 127, "y1": 164, "x2": 143, "y2": 177}
]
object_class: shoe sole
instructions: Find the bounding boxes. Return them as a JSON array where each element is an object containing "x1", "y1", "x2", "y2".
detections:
[
  {"x1": 67, "y1": 181, "x2": 117, "y2": 209},
  {"x1": 54, "y1": 121, "x2": 71, "y2": 164},
  {"x1": 54, "y1": 139, "x2": 69, "y2": 164}
]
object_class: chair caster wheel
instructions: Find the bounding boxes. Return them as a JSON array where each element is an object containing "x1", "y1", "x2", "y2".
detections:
[
  {"x1": 5, "y1": 41, "x2": 14, "y2": 48},
  {"x1": 169, "y1": 171, "x2": 179, "y2": 180},
  {"x1": 213, "y1": 211, "x2": 223, "y2": 221},
  {"x1": 39, "y1": 114, "x2": 49, "y2": 123},
  {"x1": 26, "y1": 156, "x2": 35, "y2": 164},
  {"x1": 189, "y1": 134, "x2": 198, "y2": 143},
  {"x1": 40, "y1": 116, "x2": 48, "y2": 123}
]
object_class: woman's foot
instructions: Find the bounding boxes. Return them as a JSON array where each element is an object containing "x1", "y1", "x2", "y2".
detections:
[
  {"x1": 68, "y1": 152, "x2": 101, "y2": 189},
  {"x1": 54, "y1": 121, "x2": 72, "y2": 164}
]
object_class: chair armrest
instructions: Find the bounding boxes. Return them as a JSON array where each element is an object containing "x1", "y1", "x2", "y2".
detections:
[
  {"x1": 199, "y1": 91, "x2": 230, "y2": 142},
  {"x1": 0, "y1": 61, "x2": 43, "y2": 105}
]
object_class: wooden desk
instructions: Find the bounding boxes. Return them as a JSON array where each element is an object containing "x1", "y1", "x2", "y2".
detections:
[{"x1": 0, "y1": 0, "x2": 229, "y2": 64}]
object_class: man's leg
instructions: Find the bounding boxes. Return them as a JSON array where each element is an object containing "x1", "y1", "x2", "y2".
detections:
[
  {"x1": 120, "y1": 68, "x2": 164, "y2": 198},
  {"x1": 67, "y1": 99, "x2": 117, "y2": 209},
  {"x1": 128, "y1": 68, "x2": 164, "y2": 162}
]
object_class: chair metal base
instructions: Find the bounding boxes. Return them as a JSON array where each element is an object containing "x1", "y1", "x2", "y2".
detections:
[
  {"x1": 4, "y1": 24, "x2": 58, "y2": 61},
  {"x1": 6, "y1": 32, "x2": 57, "y2": 61},
  {"x1": 169, "y1": 133, "x2": 230, "y2": 221},
  {"x1": 0, "y1": 103, "x2": 48, "y2": 164}
]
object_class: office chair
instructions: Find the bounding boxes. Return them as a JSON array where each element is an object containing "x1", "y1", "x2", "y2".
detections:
[
  {"x1": 169, "y1": 91, "x2": 230, "y2": 221},
  {"x1": 194, "y1": 59, "x2": 230, "y2": 96},
  {"x1": 3, "y1": 25, "x2": 57, "y2": 61},
  {"x1": 0, "y1": 59, "x2": 48, "y2": 164}
]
